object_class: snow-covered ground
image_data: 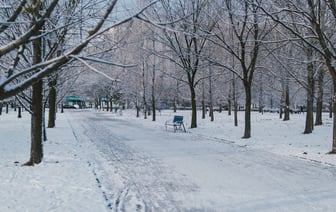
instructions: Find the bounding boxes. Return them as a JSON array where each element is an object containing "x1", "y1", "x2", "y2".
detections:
[{"x1": 1, "y1": 108, "x2": 336, "y2": 211}]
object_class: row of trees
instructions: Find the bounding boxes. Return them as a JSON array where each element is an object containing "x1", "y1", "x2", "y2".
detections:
[
  {"x1": 1, "y1": 0, "x2": 336, "y2": 165},
  {"x1": 93, "y1": 0, "x2": 336, "y2": 152},
  {"x1": 0, "y1": 0, "x2": 155, "y2": 165}
]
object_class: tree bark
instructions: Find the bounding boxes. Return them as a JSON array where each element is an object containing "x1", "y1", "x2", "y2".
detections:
[
  {"x1": 258, "y1": 74, "x2": 264, "y2": 114},
  {"x1": 173, "y1": 79, "x2": 178, "y2": 113},
  {"x1": 136, "y1": 106, "x2": 140, "y2": 118},
  {"x1": 202, "y1": 79, "x2": 206, "y2": 119},
  {"x1": 315, "y1": 68, "x2": 324, "y2": 126},
  {"x1": 228, "y1": 98, "x2": 231, "y2": 116},
  {"x1": 151, "y1": 94, "x2": 156, "y2": 121},
  {"x1": 233, "y1": 76, "x2": 238, "y2": 126},
  {"x1": 26, "y1": 79, "x2": 44, "y2": 165},
  {"x1": 202, "y1": 99, "x2": 206, "y2": 119},
  {"x1": 209, "y1": 70, "x2": 214, "y2": 122},
  {"x1": 304, "y1": 50, "x2": 315, "y2": 134},
  {"x1": 110, "y1": 99, "x2": 113, "y2": 112},
  {"x1": 142, "y1": 61, "x2": 147, "y2": 119},
  {"x1": 332, "y1": 91, "x2": 336, "y2": 153},
  {"x1": 151, "y1": 39, "x2": 156, "y2": 122},
  {"x1": 330, "y1": 97, "x2": 333, "y2": 119},
  {"x1": 18, "y1": 107, "x2": 22, "y2": 118},
  {"x1": 243, "y1": 83, "x2": 251, "y2": 138},
  {"x1": 25, "y1": 5, "x2": 44, "y2": 165},
  {"x1": 106, "y1": 96, "x2": 109, "y2": 112},
  {"x1": 190, "y1": 83, "x2": 197, "y2": 128},
  {"x1": 136, "y1": 97, "x2": 140, "y2": 118},
  {"x1": 283, "y1": 80, "x2": 290, "y2": 121},
  {"x1": 234, "y1": 102, "x2": 238, "y2": 127},
  {"x1": 47, "y1": 80, "x2": 56, "y2": 128}
]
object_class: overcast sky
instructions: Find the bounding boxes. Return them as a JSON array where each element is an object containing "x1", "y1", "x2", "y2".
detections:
[{"x1": 114, "y1": 0, "x2": 139, "y2": 19}]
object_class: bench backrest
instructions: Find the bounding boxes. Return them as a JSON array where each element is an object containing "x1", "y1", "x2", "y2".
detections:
[{"x1": 173, "y1": 115, "x2": 183, "y2": 123}]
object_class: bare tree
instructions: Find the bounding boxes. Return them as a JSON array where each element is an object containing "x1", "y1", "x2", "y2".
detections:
[
  {"x1": 153, "y1": 0, "x2": 216, "y2": 128},
  {"x1": 210, "y1": 0, "x2": 272, "y2": 138},
  {"x1": 259, "y1": 0, "x2": 336, "y2": 152},
  {"x1": 0, "y1": 0, "x2": 158, "y2": 165},
  {"x1": 315, "y1": 66, "x2": 326, "y2": 126}
]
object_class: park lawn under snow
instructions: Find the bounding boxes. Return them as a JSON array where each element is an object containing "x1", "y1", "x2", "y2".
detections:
[
  {"x1": 127, "y1": 109, "x2": 335, "y2": 165},
  {"x1": 0, "y1": 108, "x2": 336, "y2": 211}
]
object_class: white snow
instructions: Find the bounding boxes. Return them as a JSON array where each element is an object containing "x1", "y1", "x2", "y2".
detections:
[{"x1": 1, "y1": 108, "x2": 336, "y2": 211}]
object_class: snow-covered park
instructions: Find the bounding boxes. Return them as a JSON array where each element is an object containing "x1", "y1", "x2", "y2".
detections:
[{"x1": 1, "y1": 108, "x2": 336, "y2": 211}]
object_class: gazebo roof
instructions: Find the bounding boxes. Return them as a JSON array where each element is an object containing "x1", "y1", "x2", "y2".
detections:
[{"x1": 66, "y1": 96, "x2": 83, "y2": 101}]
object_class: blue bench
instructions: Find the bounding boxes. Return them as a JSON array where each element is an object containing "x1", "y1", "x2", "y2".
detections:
[{"x1": 165, "y1": 115, "x2": 186, "y2": 132}]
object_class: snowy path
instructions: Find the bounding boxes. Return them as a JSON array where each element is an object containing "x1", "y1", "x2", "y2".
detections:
[{"x1": 66, "y1": 110, "x2": 336, "y2": 211}]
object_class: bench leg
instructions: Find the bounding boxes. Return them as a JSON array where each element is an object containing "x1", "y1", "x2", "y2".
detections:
[
  {"x1": 182, "y1": 123, "x2": 186, "y2": 132},
  {"x1": 176, "y1": 124, "x2": 186, "y2": 132},
  {"x1": 165, "y1": 123, "x2": 186, "y2": 133}
]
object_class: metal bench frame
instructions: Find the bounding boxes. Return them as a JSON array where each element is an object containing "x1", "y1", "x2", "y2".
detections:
[{"x1": 165, "y1": 115, "x2": 186, "y2": 132}]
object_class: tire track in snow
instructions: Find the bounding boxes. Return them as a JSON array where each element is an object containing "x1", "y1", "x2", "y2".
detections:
[
  {"x1": 66, "y1": 113, "x2": 114, "y2": 210},
  {"x1": 80, "y1": 120, "x2": 184, "y2": 211},
  {"x1": 87, "y1": 161, "x2": 113, "y2": 210},
  {"x1": 68, "y1": 111, "x2": 194, "y2": 211}
]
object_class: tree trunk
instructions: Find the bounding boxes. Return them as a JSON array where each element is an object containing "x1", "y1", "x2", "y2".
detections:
[
  {"x1": 330, "y1": 97, "x2": 333, "y2": 119},
  {"x1": 136, "y1": 106, "x2": 140, "y2": 118},
  {"x1": 283, "y1": 81, "x2": 290, "y2": 121},
  {"x1": 303, "y1": 92, "x2": 314, "y2": 134},
  {"x1": 110, "y1": 99, "x2": 113, "y2": 112},
  {"x1": 233, "y1": 77, "x2": 238, "y2": 126},
  {"x1": 151, "y1": 39, "x2": 156, "y2": 122},
  {"x1": 209, "y1": 70, "x2": 214, "y2": 122},
  {"x1": 106, "y1": 97, "x2": 109, "y2": 112},
  {"x1": 142, "y1": 61, "x2": 147, "y2": 119},
  {"x1": 279, "y1": 92, "x2": 283, "y2": 120},
  {"x1": 18, "y1": 107, "x2": 22, "y2": 118},
  {"x1": 174, "y1": 80, "x2": 178, "y2": 113},
  {"x1": 209, "y1": 102, "x2": 214, "y2": 121},
  {"x1": 190, "y1": 83, "x2": 197, "y2": 128},
  {"x1": 26, "y1": 80, "x2": 44, "y2": 165},
  {"x1": 243, "y1": 83, "x2": 251, "y2": 138},
  {"x1": 332, "y1": 87, "x2": 336, "y2": 153},
  {"x1": 173, "y1": 96, "x2": 177, "y2": 113},
  {"x1": 0, "y1": 102, "x2": 2, "y2": 115},
  {"x1": 304, "y1": 56, "x2": 315, "y2": 134},
  {"x1": 143, "y1": 102, "x2": 147, "y2": 119},
  {"x1": 25, "y1": 8, "x2": 44, "y2": 165},
  {"x1": 202, "y1": 79, "x2": 206, "y2": 119},
  {"x1": 258, "y1": 74, "x2": 264, "y2": 114},
  {"x1": 202, "y1": 99, "x2": 206, "y2": 119},
  {"x1": 234, "y1": 102, "x2": 238, "y2": 127},
  {"x1": 315, "y1": 68, "x2": 324, "y2": 126},
  {"x1": 47, "y1": 80, "x2": 56, "y2": 128},
  {"x1": 136, "y1": 98, "x2": 140, "y2": 118},
  {"x1": 43, "y1": 105, "x2": 47, "y2": 142},
  {"x1": 228, "y1": 98, "x2": 231, "y2": 115},
  {"x1": 151, "y1": 95, "x2": 156, "y2": 121}
]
